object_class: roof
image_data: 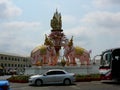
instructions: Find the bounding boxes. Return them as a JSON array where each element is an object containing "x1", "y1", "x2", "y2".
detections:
[
  {"x1": 47, "y1": 69, "x2": 67, "y2": 72},
  {"x1": 102, "y1": 48, "x2": 120, "y2": 54},
  {"x1": 112, "y1": 48, "x2": 120, "y2": 56},
  {"x1": 0, "y1": 52, "x2": 29, "y2": 57}
]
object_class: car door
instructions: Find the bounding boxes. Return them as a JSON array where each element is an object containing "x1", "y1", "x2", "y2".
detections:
[
  {"x1": 54, "y1": 71, "x2": 66, "y2": 83},
  {"x1": 44, "y1": 71, "x2": 57, "y2": 84}
]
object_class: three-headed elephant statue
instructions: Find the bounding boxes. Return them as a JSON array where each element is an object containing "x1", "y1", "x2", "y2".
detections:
[
  {"x1": 64, "y1": 45, "x2": 90, "y2": 65},
  {"x1": 31, "y1": 45, "x2": 58, "y2": 66}
]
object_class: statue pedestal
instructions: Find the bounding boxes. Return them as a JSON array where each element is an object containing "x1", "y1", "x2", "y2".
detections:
[{"x1": 24, "y1": 64, "x2": 99, "y2": 75}]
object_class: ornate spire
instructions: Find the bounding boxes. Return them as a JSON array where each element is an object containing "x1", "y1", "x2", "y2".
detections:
[
  {"x1": 50, "y1": 9, "x2": 62, "y2": 30},
  {"x1": 68, "y1": 36, "x2": 73, "y2": 46},
  {"x1": 44, "y1": 34, "x2": 49, "y2": 45},
  {"x1": 44, "y1": 34, "x2": 53, "y2": 46}
]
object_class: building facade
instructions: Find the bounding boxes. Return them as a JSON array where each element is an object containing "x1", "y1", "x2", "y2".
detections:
[{"x1": 0, "y1": 53, "x2": 32, "y2": 75}]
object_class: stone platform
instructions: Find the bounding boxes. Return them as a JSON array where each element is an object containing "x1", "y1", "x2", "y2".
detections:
[{"x1": 24, "y1": 64, "x2": 99, "y2": 75}]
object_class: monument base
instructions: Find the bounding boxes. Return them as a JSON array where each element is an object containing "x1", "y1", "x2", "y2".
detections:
[{"x1": 24, "y1": 64, "x2": 99, "y2": 75}]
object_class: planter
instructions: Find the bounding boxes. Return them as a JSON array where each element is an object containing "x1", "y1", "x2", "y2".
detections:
[
  {"x1": 9, "y1": 80, "x2": 28, "y2": 83},
  {"x1": 76, "y1": 78, "x2": 91, "y2": 82},
  {"x1": 75, "y1": 74, "x2": 101, "y2": 82},
  {"x1": 7, "y1": 75, "x2": 29, "y2": 83}
]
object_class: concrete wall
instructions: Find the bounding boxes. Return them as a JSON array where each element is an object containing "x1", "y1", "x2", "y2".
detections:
[{"x1": 25, "y1": 64, "x2": 100, "y2": 75}]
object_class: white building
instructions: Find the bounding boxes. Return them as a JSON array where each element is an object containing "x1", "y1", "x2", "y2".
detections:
[{"x1": 0, "y1": 52, "x2": 32, "y2": 75}]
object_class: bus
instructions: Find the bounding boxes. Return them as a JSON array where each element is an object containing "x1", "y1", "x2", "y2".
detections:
[{"x1": 99, "y1": 48, "x2": 120, "y2": 81}]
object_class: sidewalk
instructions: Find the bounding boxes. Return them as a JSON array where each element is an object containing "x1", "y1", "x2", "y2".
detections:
[
  {"x1": 10, "y1": 82, "x2": 28, "y2": 88},
  {"x1": 0, "y1": 75, "x2": 11, "y2": 80}
]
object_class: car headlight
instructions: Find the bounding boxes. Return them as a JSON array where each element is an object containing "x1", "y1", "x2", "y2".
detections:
[{"x1": 29, "y1": 77, "x2": 33, "y2": 80}]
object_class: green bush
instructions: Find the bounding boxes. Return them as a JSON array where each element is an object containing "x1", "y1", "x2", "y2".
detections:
[
  {"x1": 7, "y1": 74, "x2": 101, "y2": 83},
  {"x1": 75, "y1": 74, "x2": 101, "y2": 82},
  {"x1": 7, "y1": 75, "x2": 30, "y2": 83}
]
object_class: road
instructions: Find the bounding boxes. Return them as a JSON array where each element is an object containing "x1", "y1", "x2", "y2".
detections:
[
  {"x1": 10, "y1": 81, "x2": 120, "y2": 90},
  {"x1": 0, "y1": 75, "x2": 11, "y2": 80},
  {"x1": 1, "y1": 75, "x2": 120, "y2": 90}
]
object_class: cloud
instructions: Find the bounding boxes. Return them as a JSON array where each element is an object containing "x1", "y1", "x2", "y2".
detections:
[
  {"x1": 63, "y1": 11, "x2": 120, "y2": 55},
  {"x1": 63, "y1": 26, "x2": 92, "y2": 48},
  {"x1": 62, "y1": 15, "x2": 77, "y2": 25},
  {"x1": 1, "y1": 21, "x2": 41, "y2": 30},
  {"x1": 0, "y1": 21, "x2": 43, "y2": 56},
  {"x1": 0, "y1": 36, "x2": 38, "y2": 56},
  {"x1": 75, "y1": 11, "x2": 120, "y2": 47},
  {"x1": 0, "y1": 0, "x2": 22, "y2": 19},
  {"x1": 79, "y1": 11, "x2": 120, "y2": 54},
  {"x1": 81, "y1": 12, "x2": 120, "y2": 33},
  {"x1": 93, "y1": 0, "x2": 120, "y2": 7}
]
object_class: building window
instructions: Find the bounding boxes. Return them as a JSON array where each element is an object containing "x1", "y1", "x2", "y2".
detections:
[
  {"x1": 21, "y1": 58, "x2": 22, "y2": 61},
  {"x1": 1, "y1": 63, "x2": 3, "y2": 67},
  {"x1": 8, "y1": 57, "x2": 11, "y2": 60},
  {"x1": 12, "y1": 58, "x2": 14, "y2": 61},
  {"x1": 8, "y1": 64, "x2": 10, "y2": 67},
  {"x1": 1, "y1": 56, "x2": 3, "y2": 60},
  {"x1": 15, "y1": 58, "x2": 17, "y2": 61},
  {"x1": 4, "y1": 63, "x2": 7, "y2": 67},
  {"x1": 5, "y1": 57, "x2": 7, "y2": 60},
  {"x1": 18, "y1": 58, "x2": 20, "y2": 61},
  {"x1": 11, "y1": 64, "x2": 14, "y2": 67},
  {"x1": 15, "y1": 64, "x2": 17, "y2": 67}
]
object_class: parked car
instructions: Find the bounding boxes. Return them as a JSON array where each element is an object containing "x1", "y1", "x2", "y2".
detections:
[
  {"x1": 29, "y1": 69, "x2": 76, "y2": 86},
  {"x1": 0, "y1": 80, "x2": 11, "y2": 90}
]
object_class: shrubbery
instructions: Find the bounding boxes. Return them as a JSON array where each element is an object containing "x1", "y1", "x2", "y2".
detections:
[
  {"x1": 7, "y1": 74, "x2": 101, "y2": 83},
  {"x1": 7, "y1": 75, "x2": 30, "y2": 83},
  {"x1": 75, "y1": 74, "x2": 101, "y2": 82}
]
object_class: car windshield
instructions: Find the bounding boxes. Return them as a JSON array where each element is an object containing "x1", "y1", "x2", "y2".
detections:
[{"x1": 101, "y1": 51, "x2": 112, "y2": 66}]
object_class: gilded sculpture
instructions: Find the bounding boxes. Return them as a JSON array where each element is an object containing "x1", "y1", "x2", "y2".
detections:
[
  {"x1": 31, "y1": 10, "x2": 90, "y2": 66},
  {"x1": 50, "y1": 9, "x2": 62, "y2": 30}
]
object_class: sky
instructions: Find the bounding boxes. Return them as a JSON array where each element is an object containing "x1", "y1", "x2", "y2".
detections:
[{"x1": 0, "y1": 0, "x2": 120, "y2": 58}]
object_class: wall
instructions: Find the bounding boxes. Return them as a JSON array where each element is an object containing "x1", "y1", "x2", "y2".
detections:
[{"x1": 25, "y1": 64, "x2": 100, "y2": 75}]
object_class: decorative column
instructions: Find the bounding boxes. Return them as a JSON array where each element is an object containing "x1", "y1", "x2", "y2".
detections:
[{"x1": 49, "y1": 10, "x2": 65, "y2": 55}]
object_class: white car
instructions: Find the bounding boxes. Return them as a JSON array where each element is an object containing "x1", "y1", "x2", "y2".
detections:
[{"x1": 29, "y1": 69, "x2": 76, "y2": 86}]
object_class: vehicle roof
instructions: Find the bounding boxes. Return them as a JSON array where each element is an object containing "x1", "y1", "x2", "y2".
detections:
[
  {"x1": 47, "y1": 69, "x2": 66, "y2": 72},
  {"x1": 102, "y1": 48, "x2": 120, "y2": 54},
  {"x1": 112, "y1": 48, "x2": 120, "y2": 56}
]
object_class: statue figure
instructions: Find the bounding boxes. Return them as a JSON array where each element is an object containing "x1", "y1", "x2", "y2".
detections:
[
  {"x1": 31, "y1": 35, "x2": 58, "y2": 66},
  {"x1": 31, "y1": 10, "x2": 90, "y2": 67},
  {"x1": 64, "y1": 36, "x2": 90, "y2": 65},
  {"x1": 44, "y1": 34, "x2": 54, "y2": 46},
  {"x1": 50, "y1": 9, "x2": 62, "y2": 30}
]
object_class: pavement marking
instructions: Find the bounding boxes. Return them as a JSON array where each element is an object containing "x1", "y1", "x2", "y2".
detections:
[
  {"x1": 11, "y1": 85, "x2": 50, "y2": 90},
  {"x1": 69, "y1": 85, "x2": 80, "y2": 90}
]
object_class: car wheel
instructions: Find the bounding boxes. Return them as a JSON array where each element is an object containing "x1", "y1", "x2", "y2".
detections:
[
  {"x1": 35, "y1": 79, "x2": 43, "y2": 86},
  {"x1": 64, "y1": 79, "x2": 71, "y2": 85}
]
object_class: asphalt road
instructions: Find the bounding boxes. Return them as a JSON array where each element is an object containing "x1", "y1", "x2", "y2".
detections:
[
  {"x1": 10, "y1": 81, "x2": 120, "y2": 90},
  {"x1": 1, "y1": 75, "x2": 120, "y2": 90}
]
